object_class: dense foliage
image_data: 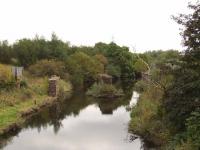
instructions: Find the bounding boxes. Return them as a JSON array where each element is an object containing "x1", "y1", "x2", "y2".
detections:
[
  {"x1": 0, "y1": 64, "x2": 15, "y2": 89},
  {"x1": 3, "y1": 5, "x2": 199, "y2": 148},
  {"x1": 66, "y1": 52, "x2": 104, "y2": 87},
  {"x1": 130, "y1": 2, "x2": 200, "y2": 149},
  {"x1": 0, "y1": 34, "x2": 138, "y2": 88},
  {"x1": 163, "y1": 2, "x2": 200, "y2": 149},
  {"x1": 86, "y1": 83, "x2": 124, "y2": 98},
  {"x1": 94, "y1": 42, "x2": 137, "y2": 80},
  {"x1": 12, "y1": 34, "x2": 69, "y2": 67},
  {"x1": 129, "y1": 50, "x2": 180, "y2": 148},
  {"x1": 28, "y1": 59, "x2": 67, "y2": 79}
]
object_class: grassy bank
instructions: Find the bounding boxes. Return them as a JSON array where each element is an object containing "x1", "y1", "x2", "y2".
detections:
[
  {"x1": 0, "y1": 75, "x2": 72, "y2": 135},
  {"x1": 129, "y1": 80, "x2": 171, "y2": 148}
]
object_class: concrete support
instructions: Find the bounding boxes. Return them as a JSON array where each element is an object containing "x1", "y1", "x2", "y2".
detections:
[{"x1": 48, "y1": 76, "x2": 60, "y2": 97}]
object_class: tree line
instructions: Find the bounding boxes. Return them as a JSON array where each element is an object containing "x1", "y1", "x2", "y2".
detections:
[{"x1": 0, "y1": 34, "x2": 138, "y2": 88}]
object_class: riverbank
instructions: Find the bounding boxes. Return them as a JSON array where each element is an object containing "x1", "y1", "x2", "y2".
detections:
[
  {"x1": 129, "y1": 80, "x2": 171, "y2": 149},
  {"x1": 0, "y1": 76, "x2": 72, "y2": 136},
  {"x1": 0, "y1": 83, "x2": 143, "y2": 150}
]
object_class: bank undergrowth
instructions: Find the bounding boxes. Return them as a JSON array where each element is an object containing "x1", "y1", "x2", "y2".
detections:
[
  {"x1": 0, "y1": 72, "x2": 72, "y2": 135},
  {"x1": 86, "y1": 83, "x2": 124, "y2": 98},
  {"x1": 129, "y1": 80, "x2": 171, "y2": 148}
]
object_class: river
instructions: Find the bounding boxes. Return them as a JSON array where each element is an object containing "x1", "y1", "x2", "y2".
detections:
[{"x1": 0, "y1": 89, "x2": 146, "y2": 150}]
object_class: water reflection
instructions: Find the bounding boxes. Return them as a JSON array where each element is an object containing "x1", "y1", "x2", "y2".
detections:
[{"x1": 0, "y1": 90, "x2": 144, "y2": 150}]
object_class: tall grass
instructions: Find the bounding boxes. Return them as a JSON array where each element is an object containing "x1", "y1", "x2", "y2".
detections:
[{"x1": 130, "y1": 81, "x2": 170, "y2": 147}]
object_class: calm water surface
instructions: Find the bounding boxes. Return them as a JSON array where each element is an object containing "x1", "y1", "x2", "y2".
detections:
[{"x1": 0, "y1": 90, "x2": 145, "y2": 150}]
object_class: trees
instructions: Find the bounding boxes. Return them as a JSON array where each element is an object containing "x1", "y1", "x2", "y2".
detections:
[
  {"x1": 0, "y1": 64, "x2": 15, "y2": 89},
  {"x1": 28, "y1": 59, "x2": 66, "y2": 78},
  {"x1": 0, "y1": 34, "x2": 137, "y2": 88},
  {"x1": 47, "y1": 33, "x2": 69, "y2": 61},
  {"x1": 160, "y1": 2, "x2": 200, "y2": 150},
  {"x1": 134, "y1": 59, "x2": 149, "y2": 73},
  {"x1": 94, "y1": 42, "x2": 137, "y2": 80},
  {"x1": 0, "y1": 41, "x2": 12, "y2": 64},
  {"x1": 66, "y1": 52, "x2": 104, "y2": 87},
  {"x1": 13, "y1": 39, "x2": 39, "y2": 67},
  {"x1": 94, "y1": 54, "x2": 108, "y2": 67},
  {"x1": 173, "y1": 2, "x2": 200, "y2": 63},
  {"x1": 164, "y1": 1, "x2": 200, "y2": 132},
  {"x1": 11, "y1": 33, "x2": 70, "y2": 67},
  {"x1": 94, "y1": 54, "x2": 108, "y2": 72}
]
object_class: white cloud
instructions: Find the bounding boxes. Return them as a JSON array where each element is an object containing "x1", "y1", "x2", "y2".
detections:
[{"x1": 0, "y1": 0, "x2": 191, "y2": 52}]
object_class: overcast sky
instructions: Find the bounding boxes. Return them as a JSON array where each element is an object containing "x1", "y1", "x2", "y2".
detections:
[{"x1": 0, "y1": 0, "x2": 191, "y2": 52}]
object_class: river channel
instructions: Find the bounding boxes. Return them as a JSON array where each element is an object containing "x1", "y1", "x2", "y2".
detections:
[{"x1": 0, "y1": 89, "x2": 146, "y2": 150}]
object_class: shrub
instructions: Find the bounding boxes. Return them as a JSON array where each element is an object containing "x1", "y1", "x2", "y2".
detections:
[
  {"x1": 134, "y1": 80, "x2": 148, "y2": 92},
  {"x1": 0, "y1": 64, "x2": 13, "y2": 82},
  {"x1": 20, "y1": 88, "x2": 34, "y2": 101},
  {"x1": 58, "y1": 79, "x2": 72, "y2": 93},
  {"x1": 57, "y1": 79, "x2": 72, "y2": 99},
  {"x1": 86, "y1": 83, "x2": 100, "y2": 96},
  {"x1": 28, "y1": 59, "x2": 67, "y2": 78},
  {"x1": 20, "y1": 80, "x2": 28, "y2": 88},
  {"x1": 134, "y1": 59, "x2": 149, "y2": 73},
  {"x1": 173, "y1": 111, "x2": 200, "y2": 150},
  {"x1": 106, "y1": 64, "x2": 121, "y2": 78},
  {"x1": 29, "y1": 77, "x2": 49, "y2": 95},
  {"x1": 175, "y1": 140, "x2": 194, "y2": 150},
  {"x1": 0, "y1": 64, "x2": 15, "y2": 89},
  {"x1": 86, "y1": 83, "x2": 124, "y2": 98},
  {"x1": 66, "y1": 52, "x2": 104, "y2": 87},
  {"x1": 129, "y1": 83, "x2": 170, "y2": 146}
]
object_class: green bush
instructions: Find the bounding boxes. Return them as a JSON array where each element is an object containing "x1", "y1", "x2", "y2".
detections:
[
  {"x1": 134, "y1": 59, "x2": 149, "y2": 73},
  {"x1": 106, "y1": 64, "x2": 121, "y2": 78},
  {"x1": 0, "y1": 64, "x2": 15, "y2": 90},
  {"x1": 28, "y1": 59, "x2": 67, "y2": 79},
  {"x1": 129, "y1": 83, "x2": 170, "y2": 147},
  {"x1": 57, "y1": 79, "x2": 72, "y2": 99},
  {"x1": 58, "y1": 79, "x2": 72, "y2": 93},
  {"x1": 173, "y1": 111, "x2": 200, "y2": 150},
  {"x1": 30, "y1": 77, "x2": 49, "y2": 95},
  {"x1": 0, "y1": 64, "x2": 13, "y2": 82},
  {"x1": 66, "y1": 52, "x2": 104, "y2": 87},
  {"x1": 134, "y1": 80, "x2": 148, "y2": 92},
  {"x1": 20, "y1": 88, "x2": 34, "y2": 101},
  {"x1": 174, "y1": 140, "x2": 194, "y2": 150},
  {"x1": 20, "y1": 80, "x2": 28, "y2": 88},
  {"x1": 86, "y1": 83, "x2": 123, "y2": 98}
]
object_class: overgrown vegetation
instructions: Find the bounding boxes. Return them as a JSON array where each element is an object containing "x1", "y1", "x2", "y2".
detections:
[
  {"x1": 0, "y1": 64, "x2": 15, "y2": 90},
  {"x1": 0, "y1": 32, "x2": 138, "y2": 135},
  {"x1": 2, "y1": 3, "x2": 199, "y2": 149},
  {"x1": 86, "y1": 83, "x2": 124, "y2": 98},
  {"x1": 129, "y1": 49, "x2": 179, "y2": 148},
  {"x1": 0, "y1": 61, "x2": 72, "y2": 134},
  {"x1": 0, "y1": 34, "x2": 138, "y2": 88},
  {"x1": 129, "y1": 1, "x2": 200, "y2": 149},
  {"x1": 66, "y1": 52, "x2": 104, "y2": 87},
  {"x1": 0, "y1": 79, "x2": 71, "y2": 132},
  {"x1": 130, "y1": 81, "x2": 170, "y2": 147},
  {"x1": 28, "y1": 59, "x2": 68, "y2": 79},
  {"x1": 164, "y1": 2, "x2": 200, "y2": 149}
]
